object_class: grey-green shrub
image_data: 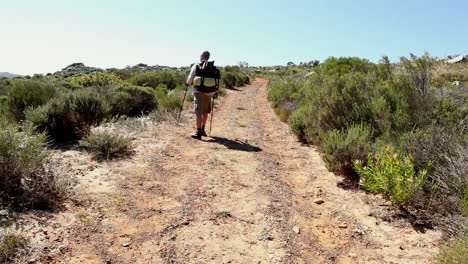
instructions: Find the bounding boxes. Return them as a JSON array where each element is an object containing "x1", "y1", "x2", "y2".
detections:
[
  {"x1": 158, "y1": 95, "x2": 182, "y2": 112},
  {"x1": 128, "y1": 71, "x2": 182, "y2": 89},
  {"x1": 26, "y1": 89, "x2": 110, "y2": 140},
  {"x1": 223, "y1": 72, "x2": 238, "y2": 89},
  {"x1": 289, "y1": 106, "x2": 308, "y2": 142},
  {"x1": 321, "y1": 124, "x2": 373, "y2": 175},
  {"x1": 81, "y1": 130, "x2": 133, "y2": 160},
  {"x1": 0, "y1": 119, "x2": 67, "y2": 208},
  {"x1": 108, "y1": 85, "x2": 157, "y2": 116},
  {"x1": 7, "y1": 80, "x2": 56, "y2": 121}
]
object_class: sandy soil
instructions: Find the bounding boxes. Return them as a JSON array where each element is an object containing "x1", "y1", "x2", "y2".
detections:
[{"x1": 26, "y1": 78, "x2": 441, "y2": 264}]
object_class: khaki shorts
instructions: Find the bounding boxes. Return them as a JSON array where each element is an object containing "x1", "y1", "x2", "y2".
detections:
[{"x1": 193, "y1": 92, "x2": 212, "y2": 117}]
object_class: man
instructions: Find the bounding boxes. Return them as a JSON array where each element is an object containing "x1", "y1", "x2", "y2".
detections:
[{"x1": 186, "y1": 50, "x2": 219, "y2": 140}]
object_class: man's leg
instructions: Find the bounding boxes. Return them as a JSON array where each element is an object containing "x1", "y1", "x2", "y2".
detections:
[
  {"x1": 191, "y1": 93, "x2": 203, "y2": 139},
  {"x1": 196, "y1": 114, "x2": 203, "y2": 129},
  {"x1": 202, "y1": 113, "x2": 209, "y2": 126}
]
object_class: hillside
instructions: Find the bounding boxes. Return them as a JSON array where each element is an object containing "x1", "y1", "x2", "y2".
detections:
[{"x1": 0, "y1": 72, "x2": 21, "y2": 78}]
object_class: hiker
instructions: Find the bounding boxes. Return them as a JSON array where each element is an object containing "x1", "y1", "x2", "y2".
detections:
[{"x1": 186, "y1": 50, "x2": 221, "y2": 140}]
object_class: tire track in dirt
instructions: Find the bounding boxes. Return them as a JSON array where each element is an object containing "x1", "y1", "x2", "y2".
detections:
[{"x1": 60, "y1": 78, "x2": 441, "y2": 264}]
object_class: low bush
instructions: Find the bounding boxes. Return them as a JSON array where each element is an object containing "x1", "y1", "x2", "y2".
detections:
[
  {"x1": 128, "y1": 71, "x2": 182, "y2": 89},
  {"x1": 0, "y1": 233, "x2": 27, "y2": 263},
  {"x1": 289, "y1": 106, "x2": 308, "y2": 142},
  {"x1": 81, "y1": 130, "x2": 133, "y2": 160},
  {"x1": 70, "y1": 72, "x2": 121, "y2": 87},
  {"x1": 158, "y1": 95, "x2": 182, "y2": 112},
  {"x1": 6, "y1": 80, "x2": 56, "y2": 121},
  {"x1": 223, "y1": 72, "x2": 238, "y2": 89},
  {"x1": 321, "y1": 124, "x2": 373, "y2": 175},
  {"x1": 223, "y1": 71, "x2": 250, "y2": 89},
  {"x1": 403, "y1": 127, "x2": 468, "y2": 213},
  {"x1": 108, "y1": 85, "x2": 157, "y2": 117},
  {"x1": 26, "y1": 89, "x2": 110, "y2": 140},
  {"x1": 268, "y1": 79, "x2": 304, "y2": 120},
  {"x1": 0, "y1": 119, "x2": 68, "y2": 208},
  {"x1": 354, "y1": 146, "x2": 428, "y2": 205},
  {"x1": 436, "y1": 234, "x2": 468, "y2": 264}
]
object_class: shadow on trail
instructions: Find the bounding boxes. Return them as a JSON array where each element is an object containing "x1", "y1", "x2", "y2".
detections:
[{"x1": 207, "y1": 136, "x2": 262, "y2": 152}]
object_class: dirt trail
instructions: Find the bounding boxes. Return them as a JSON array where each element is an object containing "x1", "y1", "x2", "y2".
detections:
[{"x1": 58, "y1": 78, "x2": 441, "y2": 264}]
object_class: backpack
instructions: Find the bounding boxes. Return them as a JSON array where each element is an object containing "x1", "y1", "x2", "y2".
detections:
[{"x1": 194, "y1": 61, "x2": 221, "y2": 93}]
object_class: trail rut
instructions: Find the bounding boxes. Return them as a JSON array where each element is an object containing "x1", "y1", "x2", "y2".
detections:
[{"x1": 58, "y1": 78, "x2": 441, "y2": 264}]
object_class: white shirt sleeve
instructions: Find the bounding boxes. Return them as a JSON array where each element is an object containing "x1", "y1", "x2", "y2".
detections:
[{"x1": 186, "y1": 64, "x2": 197, "y2": 85}]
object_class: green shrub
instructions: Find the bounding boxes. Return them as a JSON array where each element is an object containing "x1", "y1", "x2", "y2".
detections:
[
  {"x1": 436, "y1": 234, "x2": 468, "y2": 264},
  {"x1": 289, "y1": 106, "x2": 308, "y2": 142},
  {"x1": 7, "y1": 80, "x2": 56, "y2": 121},
  {"x1": 26, "y1": 89, "x2": 110, "y2": 140},
  {"x1": 223, "y1": 72, "x2": 238, "y2": 89},
  {"x1": 222, "y1": 71, "x2": 250, "y2": 89},
  {"x1": 0, "y1": 96, "x2": 7, "y2": 117},
  {"x1": 81, "y1": 130, "x2": 133, "y2": 160},
  {"x1": 462, "y1": 186, "x2": 468, "y2": 217},
  {"x1": 158, "y1": 95, "x2": 182, "y2": 112},
  {"x1": 128, "y1": 71, "x2": 182, "y2": 89},
  {"x1": 0, "y1": 119, "x2": 68, "y2": 208},
  {"x1": 70, "y1": 72, "x2": 121, "y2": 87},
  {"x1": 108, "y1": 85, "x2": 157, "y2": 116},
  {"x1": 354, "y1": 146, "x2": 428, "y2": 205},
  {"x1": 0, "y1": 233, "x2": 27, "y2": 263},
  {"x1": 321, "y1": 124, "x2": 373, "y2": 175}
]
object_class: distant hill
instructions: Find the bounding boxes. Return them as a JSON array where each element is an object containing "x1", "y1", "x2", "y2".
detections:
[{"x1": 0, "y1": 72, "x2": 21, "y2": 78}]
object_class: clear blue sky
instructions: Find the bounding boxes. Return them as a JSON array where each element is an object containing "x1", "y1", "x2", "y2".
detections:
[{"x1": 1, "y1": 0, "x2": 467, "y2": 75}]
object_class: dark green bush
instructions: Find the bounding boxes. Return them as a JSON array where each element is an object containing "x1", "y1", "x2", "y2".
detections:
[
  {"x1": 26, "y1": 89, "x2": 110, "y2": 140},
  {"x1": 223, "y1": 72, "x2": 238, "y2": 89},
  {"x1": 108, "y1": 85, "x2": 157, "y2": 116},
  {"x1": 321, "y1": 124, "x2": 373, "y2": 175},
  {"x1": 0, "y1": 119, "x2": 68, "y2": 208},
  {"x1": 81, "y1": 130, "x2": 133, "y2": 160},
  {"x1": 128, "y1": 71, "x2": 182, "y2": 89},
  {"x1": 289, "y1": 106, "x2": 308, "y2": 142},
  {"x1": 222, "y1": 71, "x2": 250, "y2": 89},
  {"x1": 6, "y1": 80, "x2": 56, "y2": 121}
]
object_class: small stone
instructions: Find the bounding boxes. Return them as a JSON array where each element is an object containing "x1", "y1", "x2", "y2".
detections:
[
  {"x1": 316, "y1": 212, "x2": 322, "y2": 216},
  {"x1": 399, "y1": 246, "x2": 405, "y2": 250},
  {"x1": 349, "y1": 253, "x2": 357, "y2": 257},
  {"x1": 122, "y1": 242, "x2": 131, "y2": 247},
  {"x1": 313, "y1": 198, "x2": 324, "y2": 204},
  {"x1": 338, "y1": 224, "x2": 348, "y2": 229},
  {"x1": 292, "y1": 226, "x2": 300, "y2": 234},
  {"x1": 27, "y1": 259, "x2": 37, "y2": 263}
]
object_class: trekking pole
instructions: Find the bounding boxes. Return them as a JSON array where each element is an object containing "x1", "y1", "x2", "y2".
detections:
[
  {"x1": 209, "y1": 93, "x2": 215, "y2": 136},
  {"x1": 177, "y1": 83, "x2": 189, "y2": 125}
]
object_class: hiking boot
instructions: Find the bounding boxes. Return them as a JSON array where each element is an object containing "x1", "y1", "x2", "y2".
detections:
[
  {"x1": 201, "y1": 127, "x2": 208, "y2": 137},
  {"x1": 191, "y1": 129, "x2": 202, "y2": 140}
]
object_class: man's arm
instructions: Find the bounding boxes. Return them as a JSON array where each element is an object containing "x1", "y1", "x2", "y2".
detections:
[{"x1": 186, "y1": 64, "x2": 197, "y2": 85}]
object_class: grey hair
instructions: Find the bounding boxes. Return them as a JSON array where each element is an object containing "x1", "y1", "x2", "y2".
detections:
[{"x1": 201, "y1": 50, "x2": 210, "y2": 60}]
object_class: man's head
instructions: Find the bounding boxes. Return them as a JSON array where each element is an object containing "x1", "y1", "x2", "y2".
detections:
[{"x1": 200, "y1": 50, "x2": 210, "y2": 62}]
